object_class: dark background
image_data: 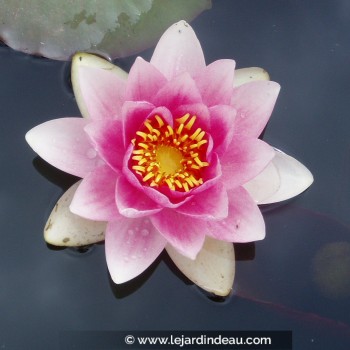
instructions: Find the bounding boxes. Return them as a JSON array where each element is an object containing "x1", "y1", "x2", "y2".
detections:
[{"x1": 1, "y1": 1, "x2": 350, "y2": 349}]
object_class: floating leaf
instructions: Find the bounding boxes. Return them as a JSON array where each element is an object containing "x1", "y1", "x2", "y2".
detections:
[
  {"x1": 0, "y1": 0, "x2": 211, "y2": 60},
  {"x1": 233, "y1": 67, "x2": 270, "y2": 87}
]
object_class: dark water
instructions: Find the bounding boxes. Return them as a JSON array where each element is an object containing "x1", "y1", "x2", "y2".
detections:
[{"x1": 1, "y1": 0, "x2": 350, "y2": 349}]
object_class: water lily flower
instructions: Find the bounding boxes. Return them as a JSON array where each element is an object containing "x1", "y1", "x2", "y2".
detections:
[{"x1": 26, "y1": 21, "x2": 313, "y2": 296}]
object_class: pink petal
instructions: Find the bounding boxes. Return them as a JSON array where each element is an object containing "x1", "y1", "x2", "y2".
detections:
[
  {"x1": 173, "y1": 103, "x2": 210, "y2": 130},
  {"x1": 209, "y1": 105, "x2": 236, "y2": 156},
  {"x1": 207, "y1": 186, "x2": 265, "y2": 242},
  {"x1": 220, "y1": 136, "x2": 275, "y2": 189},
  {"x1": 191, "y1": 152, "x2": 222, "y2": 195},
  {"x1": 70, "y1": 165, "x2": 121, "y2": 221},
  {"x1": 154, "y1": 72, "x2": 202, "y2": 111},
  {"x1": 231, "y1": 80, "x2": 280, "y2": 137},
  {"x1": 122, "y1": 101, "x2": 155, "y2": 146},
  {"x1": 25, "y1": 118, "x2": 99, "y2": 178},
  {"x1": 116, "y1": 176, "x2": 163, "y2": 218},
  {"x1": 150, "y1": 20, "x2": 205, "y2": 80},
  {"x1": 72, "y1": 57, "x2": 127, "y2": 120},
  {"x1": 105, "y1": 218, "x2": 166, "y2": 284},
  {"x1": 122, "y1": 103, "x2": 174, "y2": 147},
  {"x1": 176, "y1": 183, "x2": 228, "y2": 220},
  {"x1": 125, "y1": 57, "x2": 167, "y2": 103},
  {"x1": 84, "y1": 119, "x2": 125, "y2": 172},
  {"x1": 195, "y1": 59, "x2": 236, "y2": 106},
  {"x1": 150, "y1": 209, "x2": 207, "y2": 259}
]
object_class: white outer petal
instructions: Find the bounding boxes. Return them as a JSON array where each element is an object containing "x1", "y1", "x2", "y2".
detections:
[
  {"x1": 71, "y1": 52, "x2": 128, "y2": 119},
  {"x1": 233, "y1": 67, "x2": 270, "y2": 87},
  {"x1": 244, "y1": 149, "x2": 314, "y2": 204},
  {"x1": 166, "y1": 237, "x2": 235, "y2": 296},
  {"x1": 44, "y1": 181, "x2": 106, "y2": 246}
]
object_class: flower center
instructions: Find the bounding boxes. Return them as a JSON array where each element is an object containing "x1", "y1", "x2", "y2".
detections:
[{"x1": 131, "y1": 113, "x2": 209, "y2": 192}]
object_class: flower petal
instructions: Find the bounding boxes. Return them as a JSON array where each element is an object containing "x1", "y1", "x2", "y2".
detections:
[
  {"x1": 25, "y1": 118, "x2": 99, "y2": 178},
  {"x1": 195, "y1": 59, "x2": 236, "y2": 106},
  {"x1": 150, "y1": 20, "x2": 205, "y2": 80},
  {"x1": 122, "y1": 102, "x2": 171, "y2": 146},
  {"x1": 150, "y1": 209, "x2": 207, "y2": 259},
  {"x1": 125, "y1": 57, "x2": 167, "y2": 103},
  {"x1": 176, "y1": 182, "x2": 228, "y2": 220},
  {"x1": 44, "y1": 181, "x2": 106, "y2": 246},
  {"x1": 233, "y1": 67, "x2": 270, "y2": 87},
  {"x1": 154, "y1": 72, "x2": 202, "y2": 111},
  {"x1": 105, "y1": 218, "x2": 166, "y2": 284},
  {"x1": 166, "y1": 236, "x2": 235, "y2": 296},
  {"x1": 84, "y1": 119, "x2": 124, "y2": 172},
  {"x1": 242, "y1": 160, "x2": 280, "y2": 204},
  {"x1": 209, "y1": 105, "x2": 236, "y2": 156},
  {"x1": 245, "y1": 149, "x2": 314, "y2": 204},
  {"x1": 207, "y1": 186, "x2": 265, "y2": 242},
  {"x1": 231, "y1": 80, "x2": 280, "y2": 138},
  {"x1": 71, "y1": 52, "x2": 128, "y2": 120},
  {"x1": 220, "y1": 136, "x2": 275, "y2": 189},
  {"x1": 70, "y1": 165, "x2": 121, "y2": 221},
  {"x1": 116, "y1": 176, "x2": 163, "y2": 218}
]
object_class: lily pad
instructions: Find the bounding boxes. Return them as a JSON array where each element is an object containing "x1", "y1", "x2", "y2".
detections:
[{"x1": 0, "y1": 0, "x2": 211, "y2": 60}]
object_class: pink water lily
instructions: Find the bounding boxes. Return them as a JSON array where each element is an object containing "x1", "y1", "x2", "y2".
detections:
[{"x1": 26, "y1": 21, "x2": 313, "y2": 296}]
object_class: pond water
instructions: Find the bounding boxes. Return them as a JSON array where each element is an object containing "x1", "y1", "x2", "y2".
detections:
[{"x1": 1, "y1": 1, "x2": 350, "y2": 349}]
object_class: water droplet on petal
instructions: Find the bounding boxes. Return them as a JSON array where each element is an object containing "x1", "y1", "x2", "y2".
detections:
[
  {"x1": 86, "y1": 148, "x2": 97, "y2": 159},
  {"x1": 127, "y1": 229, "x2": 134, "y2": 235},
  {"x1": 240, "y1": 111, "x2": 246, "y2": 119},
  {"x1": 141, "y1": 229, "x2": 149, "y2": 236}
]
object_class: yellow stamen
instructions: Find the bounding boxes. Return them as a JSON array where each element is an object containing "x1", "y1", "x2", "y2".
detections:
[{"x1": 130, "y1": 114, "x2": 210, "y2": 192}]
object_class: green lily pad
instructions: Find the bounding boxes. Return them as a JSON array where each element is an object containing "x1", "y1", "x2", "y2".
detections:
[{"x1": 0, "y1": 0, "x2": 211, "y2": 60}]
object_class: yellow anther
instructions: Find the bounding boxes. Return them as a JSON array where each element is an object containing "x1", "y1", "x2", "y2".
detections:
[
  {"x1": 138, "y1": 143, "x2": 149, "y2": 149},
  {"x1": 138, "y1": 158, "x2": 147, "y2": 165},
  {"x1": 132, "y1": 149, "x2": 144, "y2": 155},
  {"x1": 190, "y1": 128, "x2": 202, "y2": 140},
  {"x1": 197, "y1": 140, "x2": 207, "y2": 148},
  {"x1": 155, "y1": 115, "x2": 164, "y2": 127},
  {"x1": 152, "y1": 128, "x2": 160, "y2": 136},
  {"x1": 176, "y1": 113, "x2": 190, "y2": 124},
  {"x1": 144, "y1": 121, "x2": 153, "y2": 133},
  {"x1": 194, "y1": 157, "x2": 203, "y2": 166},
  {"x1": 167, "y1": 125, "x2": 174, "y2": 136},
  {"x1": 177, "y1": 123, "x2": 184, "y2": 135},
  {"x1": 174, "y1": 180, "x2": 183, "y2": 188},
  {"x1": 195, "y1": 131, "x2": 205, "y2": 142},
  {"x1": 132, "y1": 155, "x2": 143, "y2": 161},
  {"x1": 136, "y1": 131, "x2": 147, "y2": 141},
  {"x1": 185, "y1": 115, "x2": 196, "y2": 130},
  {"x1": 191, "y1": 164, "x2": 200, "y2": 170},
  {"x1": 143, "y1": 172, "x2": 154, "y2": 182},
  {"x1": 183, "y1": 182, "x2": 190, "y2": 192},
  {"x1": 132, "y1": 165, "x2": 145, "y2": 172},
  {"x1": 185, "y1": 177, "x2": 194, "y2": 187},
  {"x1": 155, "y1": 173, "x2": 162, "y2": 183},
  {"x1": 165, "y1": 179, "x2": 175, "y2": 190},
  {"x1": 180, "y1": 134, "x2": 189, "y2": 142}
]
